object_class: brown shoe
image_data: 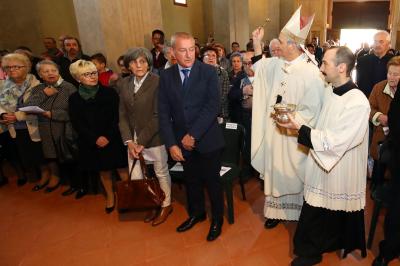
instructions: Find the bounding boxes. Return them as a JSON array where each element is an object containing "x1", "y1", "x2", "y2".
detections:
[
  {"x1": 152, "y1": 205, "x2": 173, "y2": 226},
  {"x1": 144, "y1": 209, "x2": 159, "y2": 223}
]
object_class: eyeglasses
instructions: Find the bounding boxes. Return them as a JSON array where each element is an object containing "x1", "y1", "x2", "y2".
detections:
[
  {"x1": 3, "y1": 65, "x2": 26, "y2": 71},
  {"x1": 81, "y1": 71, "x2": 98, "y2": 78},
  {"x1": 243, "y1": 62, "x2": 252, "y2": 66}
]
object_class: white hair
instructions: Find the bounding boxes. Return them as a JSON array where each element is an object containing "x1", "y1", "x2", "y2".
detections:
[{"x1": 374, "y1": 30, "x2": 391, "y2": 42}]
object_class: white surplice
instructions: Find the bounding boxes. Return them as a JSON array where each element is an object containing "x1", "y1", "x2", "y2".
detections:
[
  {"x1": 251, "y1": 54, "x2": 325, "y2": 220},
  {"x1": 305, "y1": 87, "x2": 370, "y2": 212}
]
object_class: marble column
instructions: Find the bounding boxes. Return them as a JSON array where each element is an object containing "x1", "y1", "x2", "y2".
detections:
[
  {"x1": 204, "y1": 0, "x2": 249, "y2": 52},
  {"x1": 248, "y1": 0, "x2": 281, "y2": 43},
  {"x1": 389, "y1": 0, "x2": 400, "y2": 50},
  {"x1": 72, "y1": 0, "x2": 163, "y2": 70}
]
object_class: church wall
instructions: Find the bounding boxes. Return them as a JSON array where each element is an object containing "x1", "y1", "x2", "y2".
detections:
[
  {"x1": 160, "y1": 0, "x2": 206, "y2": 44},
  {"x1": 0, "y1": 0, "x2": 79, "y2": 55}
]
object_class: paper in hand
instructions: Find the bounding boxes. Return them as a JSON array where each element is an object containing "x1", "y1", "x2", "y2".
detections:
[{"x1": 18, "y1": 106, "x2": 46, "y2": 114}]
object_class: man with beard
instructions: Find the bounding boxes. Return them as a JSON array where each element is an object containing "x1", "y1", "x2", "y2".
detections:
[
  {"x1": 55, "y1": 37, "x2": 90, "y2": 87},
  {"x1": 251, "y1": 6, "x2": 324, "y2": 229},
  {"x1": 277, "y1": 46, "x2": 369, "y2": 265}
]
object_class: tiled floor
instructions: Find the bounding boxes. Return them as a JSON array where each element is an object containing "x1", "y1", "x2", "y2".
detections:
[{"x1": 0, "y1": 171, "x2": 399, "y2": 266}]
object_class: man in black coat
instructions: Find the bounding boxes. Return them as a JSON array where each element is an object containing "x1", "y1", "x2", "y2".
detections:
[
  {"x1": 158, "y1": 32, "x2": 225, "y2": 241},
  {"x1": 55, "y1": 37, "x2": 90, "y2": 87},
  {"x1": 356, "y1": 31, "x2": 393, "y2": 98}
]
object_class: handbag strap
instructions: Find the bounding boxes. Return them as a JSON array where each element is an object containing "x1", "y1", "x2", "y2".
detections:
[
  {"x1": 49, "y1": 89, "x2": 61, "y2": 145},
  {"x1": 128, "y1": 153, "x2": 149, "y2": 182}
]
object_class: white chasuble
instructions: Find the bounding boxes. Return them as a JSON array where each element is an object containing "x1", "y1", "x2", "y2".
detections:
[{"x1": 251, "y1": 55, "x2": 324, "y2": 220}]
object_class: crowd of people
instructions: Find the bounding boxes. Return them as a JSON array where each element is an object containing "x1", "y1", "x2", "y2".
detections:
[{"x1": 0, "y1": 6, "x2": 399, "y2": 266}]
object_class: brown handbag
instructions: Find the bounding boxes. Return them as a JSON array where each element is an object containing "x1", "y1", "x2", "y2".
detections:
[{"x1": 116, "y1": 153, "x2": 165, "y2": 211}]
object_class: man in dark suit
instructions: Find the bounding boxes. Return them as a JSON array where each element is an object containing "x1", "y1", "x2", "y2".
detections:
[
  {"x1": 158, "y1": 32, "x2": 225, "y2": 241},
  {"x1": 356, "y1": 31, "x2": 393, "y2": 98}
]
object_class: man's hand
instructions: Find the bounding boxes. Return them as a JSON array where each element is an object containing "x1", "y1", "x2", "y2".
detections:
[
  {"x1": 242, "y1": 84, "x2": 253, "y2": 97},
  {"x1": 96, "y1": 136, "x2": 109, "y2": 148},
  {"x1": 169, "y1": 145, "x2": 185, "y2": 161},
  {"x1": 127, "y1": 142, "x2": 144, "y2": 159},
  {"x1": 181, "y1": 134, "x2": 195, "y2": 151},
  {"x1": 252, "y1": 27, "x2": 264, "y2": 56},
  {"x1": 43, "y1": 87, "x2": 58, "y2": 97},
  {"x1": 378, "y1": 114, "x2": 388, "y2": 126},
  {"x1": 252, "y1": 27, "x2": 264, "y2": 43},
  {"x1": 275, "y1": 113, "x2": 301, "y2": 130}
]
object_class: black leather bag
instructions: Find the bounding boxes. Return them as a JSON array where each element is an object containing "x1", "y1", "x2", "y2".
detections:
[
  {"x1": 49, "y1": 91, "x2": 78, "y2": 164},
  {"x1": 54, "y1": 124, "x2": 78, "y2": 163}
]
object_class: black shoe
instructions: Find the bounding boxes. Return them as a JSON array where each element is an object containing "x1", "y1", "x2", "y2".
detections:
[
  {"x1": 61, "y1": 187, "x2": 78, "y2": 196},
  {"x1": 75, "y1": 189, "x2": 87, "y2": 199},
  {"x1": 0, "y1": 177, "x2": 8, "y2": 187},
  {"x1": 176, "y1": 214, "x2": 207, "y2": 232},
  {"x1": 291, "y1": 255, "x2": 322, "y2": 266},
  {"x1": 264, "y1": 218, "x2": 280, "y2": 229},
  {"x1": 372, "y1": 256, "x2": 390, "y2": 266},
  {"x1": 206, "y1": 219, "x2": 223, "y2": 241},
  {"x1": 105, "y1": 194, "x2": 115, "y2": 214},
  {"x1": 17, "y1": 178, "x2": 27, "y2": 187},
  {"x1": 32, "y1": 180, "x2": 49, "y2": 191},
  {"x1": 105, "y1": 205, "x2": 115, "y2": 214},
  {"x1": 44, "y1": 182, "x2": 61, "y2": 193}
]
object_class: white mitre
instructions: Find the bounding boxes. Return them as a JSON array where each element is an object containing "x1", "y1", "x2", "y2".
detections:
[{"x1": 281, "y1": 6, "x2": 318, "y2": 65}]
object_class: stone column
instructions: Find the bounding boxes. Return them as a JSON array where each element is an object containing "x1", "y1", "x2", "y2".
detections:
[
  {"x1": 297, "y1": 0, "x2": 328, "y2": 44},
  {"x1": 72, "y1": 0, "x2": 163, "y2": 70},
  {"x1": 389, "y1": 0, "x2": 400, "y2": 50},
  {"x1": 205, "y1": 0, "x2": 249, "y2": 52},
  {"x1": 248, "y1": 0, "x2": 280, "y2": 44}
]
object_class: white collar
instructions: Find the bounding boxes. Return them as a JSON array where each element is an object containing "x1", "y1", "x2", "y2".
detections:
[
  {"x1": 383, "y1": 82, "x2": 396, "y2": 98},
  {"x1": 134, "y1": 72, "x2": 149, "y2": 88}
]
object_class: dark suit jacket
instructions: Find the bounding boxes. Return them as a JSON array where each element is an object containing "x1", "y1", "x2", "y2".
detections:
[
  {"x1": 158, "y1": 60, "x2": 224, "y2": 155},
  {"x1": 118, "y1": 72, "x2": 162, "y2": 148},
  {"x1": 356, "y1": 53, "x2": 393, "y2": 97}
]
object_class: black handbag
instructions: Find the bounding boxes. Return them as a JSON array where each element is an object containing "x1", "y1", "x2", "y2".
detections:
[
  {"x1": 53, "y1": 123, "x2": 78, "y2": 163},
  {"x1": 49, "y1": 91, "x2": 78, "y2": 163}
]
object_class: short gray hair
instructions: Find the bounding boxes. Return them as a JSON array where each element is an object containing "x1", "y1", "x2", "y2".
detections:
[
  {"x1": 171, "y1": 32, "x2": 194, "y2": 48},
  {"x1": 123, "y1": 47, "x2": 153, "y2": 69},
  {"x1": 374, "y1": 30, "x2": 391, "y2": 42},
  {"x1": 36, "y1": 59, "x2": 59, "y2": 73},
  {"x1": 163, "y1": 45, "x2": 172, "y2": 56},
  {"x1": 229, "y1": 51, "x2": 243, "y2": 63}
]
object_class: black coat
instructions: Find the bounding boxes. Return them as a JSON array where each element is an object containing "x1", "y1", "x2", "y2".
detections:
[
  {"x1": 356, "y1": 53, "x2": 393, "y2": 97},
  {"x1": 69, "y1": 85, "x2": 127, "y2": 171}
]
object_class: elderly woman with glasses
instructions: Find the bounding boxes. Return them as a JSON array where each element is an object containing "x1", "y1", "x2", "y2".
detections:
[
  {"x1": 0, "y1": 53, "x2": 42, "y2": 186},
  {"x1": 116, "y1": 47, "x2": 172, "y2": 226},
  {"x1": 69, "y1": 60, "x2": 128, "y2": 213},
  {"x1": 23, "y1": 60, "x2": 76, "y2": 193}
]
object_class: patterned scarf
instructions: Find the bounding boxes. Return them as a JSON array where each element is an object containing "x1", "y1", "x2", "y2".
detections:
[{"x1": 0, "y1": 74, "x2": 35, "y2": 112}]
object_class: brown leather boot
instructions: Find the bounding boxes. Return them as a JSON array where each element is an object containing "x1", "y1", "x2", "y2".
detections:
[
  {"x1": 144, "y1": 209, "x2": 159, "y2": 223},
  {"x1": 152, "y1": 205, "x2": 173, "y2": 226}
]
